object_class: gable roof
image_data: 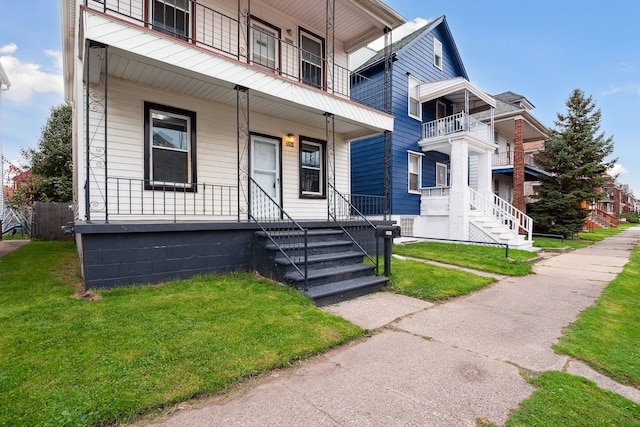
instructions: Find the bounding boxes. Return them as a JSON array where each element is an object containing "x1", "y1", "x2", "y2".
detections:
[
  {"x1": 355, "y1": 15, "x2": 468, "y2": 79},
  {"x1": 494, "y1": 91, "x2": 535, "y2": 110}
]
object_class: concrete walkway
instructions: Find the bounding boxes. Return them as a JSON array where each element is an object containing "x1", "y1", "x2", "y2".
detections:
[
  {"x1": 149, "y1": 227, "x2": 640, "y2": 427},
  {"x1": 0, "y1": 239, "x2": 30, "y2": 258}
]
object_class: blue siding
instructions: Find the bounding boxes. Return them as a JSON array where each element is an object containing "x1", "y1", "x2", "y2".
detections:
[{"x1": 350, "y1": 19, "x2": 467, "y2": 216}]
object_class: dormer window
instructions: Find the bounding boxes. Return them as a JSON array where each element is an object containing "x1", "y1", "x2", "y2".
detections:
[{"x1": 433, "y1": 38, "x2": 443, "y2": 70}]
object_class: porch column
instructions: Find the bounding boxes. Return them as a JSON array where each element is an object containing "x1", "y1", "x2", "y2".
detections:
[
  {"x1": 476, "y1": 149, "x2": 492, "y2": 197},
  {"x1": 237, "y1": 85, "x2": 250, "y2": 220},
  {"x1": 325, "y1": 0, "x2": 335, "y2": 93},
  {"x1": 449, "y1": 138, "x2": 469, "y2": 240},
  {"x1": 238, "y1": 0, "x2": 250, "y2": 63},
  {"x1": 513, "y1": 117, "x2": 525, "y2": 212}
]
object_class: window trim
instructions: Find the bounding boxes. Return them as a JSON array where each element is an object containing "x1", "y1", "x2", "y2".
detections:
[
  {"x1": 299, "y1": 136, "x2": 326, "y2": 199},
  {"x1": 299, "y1": 27, "x2": 325, "y2": 89},
  {"x1": 144, "y1": 101, "x2": 197, "y2": 191},
  {"x1": 435, "y1": 162, "x2": 448, "y2": 188},
  {"x1": 433, "y1": 38, "x2": 443, "y2": 70},
  {"x1": 408, "y1": 151, "x2": 423, "y2": 194},
  {"x1": 250, "y1": 16, "x2": 281, "y2": 72},
  {"x1": 408, "y1": 74, "x2": 422, "y2": 121}
]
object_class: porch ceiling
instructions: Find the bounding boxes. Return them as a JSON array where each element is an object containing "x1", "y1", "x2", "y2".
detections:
[
  {"x1": 419, "y1": 77, "x2": 496, "y2": 111},
  {"x1": 105, "y1": 47, "x2": 381, "y2": 137},
  {"x1": 262, "y1": 0, "x2": 406, "y2": 52},
  {"x1": 494, "y1": 116, "x2": 547, "y2": 143}
]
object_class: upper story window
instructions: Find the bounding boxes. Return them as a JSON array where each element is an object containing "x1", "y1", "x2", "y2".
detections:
[
  {"x1": 433, "y1": 38, "x2": 443, "y2": 70},
  {"x1": 251, "y1": 18, "x2": 280, "y2": 71},
  {"x1": 436, "y1": 162, "x2": 448, "y2": 187},
  {"x1": 408, "y1": 75, "x2": 422, "y2": 120},
  {"x1": 300, "y1": 29, "x2": 324, "y2": 89},
  {"x1": 152, "y1": 0, "x2": 190, "y2": 40},
  {"x1": 300, "y1": 137, "x2": 326, "y2": 198},
  {"x1": 144, "y1": 102, "x2": 197, "y2": 190},
  {"x1": 408, "y1": 151, "x2": 423, "y2": 193}
]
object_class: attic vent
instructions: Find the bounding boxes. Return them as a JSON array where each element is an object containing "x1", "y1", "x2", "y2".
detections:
[{"x1": 400, "y1": 217, "x2": 414, "y2": 237}]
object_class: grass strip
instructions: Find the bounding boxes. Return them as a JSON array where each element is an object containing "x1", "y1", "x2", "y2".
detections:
[
  {"x1": 0, "y1": 242, "x2": 363, "y2": 426},
  {"x1": 554, "y1": 245, "x2": 640, "y2": 387},
  {"x1": 393, "y1": 241, "x2": 534, "y2": 276},
  {"x1": 506, "y1": 371, "x2": 640, "y2": 426},
  {"x1": 386, "y1": 257, "x2": 496, "y2": 301}
]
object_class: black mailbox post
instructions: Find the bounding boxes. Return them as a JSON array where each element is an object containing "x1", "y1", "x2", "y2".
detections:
[{"x1": 376, "y1": 225, "x2": 401, "y2": 276}]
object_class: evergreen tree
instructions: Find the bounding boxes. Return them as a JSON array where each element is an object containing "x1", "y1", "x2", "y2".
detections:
[
  {"x1": 14, "y1": 104, "x2": 73, "y2": 204},
  {"x1": 529, "y1": 89, "x2": 616, "y2": 237}
]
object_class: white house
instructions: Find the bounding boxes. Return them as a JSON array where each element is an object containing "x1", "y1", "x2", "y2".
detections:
[{"x1": 61, "y1": 0, "x2": 405, "y2": 305}]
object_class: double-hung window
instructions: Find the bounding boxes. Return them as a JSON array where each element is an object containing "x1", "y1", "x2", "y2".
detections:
[
  {"x1": 408, "y1": 151, "x2": 422, "y2": 193},
  {"x1": 433, "y1": 38, "x2": 443, "y2": 70},
  {"x1": 300, "y1": 137, "x2": 325, "y2": 197},
  {"x1": 152, "y1": 0, "x2": 190, "y2": 40},
  {"x1": 408, "y1": 75, "x2": 421, "y2": 120},
  {"x1": 436, "y1": 162, "x2": 448, "y2": 187},
  {"x1": 251, "y1": 19, "x2": 279, "y2": 71},
  {"x1": 300, "y1": 29, "x2": 324, "y2": 88},
  {"x1": 144, "y1": 102, "x2": 196, "y2": 190}
]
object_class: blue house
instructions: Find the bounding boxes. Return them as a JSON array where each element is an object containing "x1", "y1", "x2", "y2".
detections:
[{"x1": 351, "y1": 16, "x2": 534, "y2": 249}]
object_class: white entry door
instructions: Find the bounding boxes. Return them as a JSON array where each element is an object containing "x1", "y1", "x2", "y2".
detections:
[{"x1": 251, "y1": 135, "x2": 281, "y2": 205}]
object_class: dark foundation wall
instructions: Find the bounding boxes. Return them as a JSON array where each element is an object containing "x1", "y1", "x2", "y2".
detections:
[{"x1": 76, "y1": 222, "x2": 259, "y2": 289}]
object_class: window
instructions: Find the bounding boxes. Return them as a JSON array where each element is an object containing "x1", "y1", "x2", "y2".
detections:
[
  {"x1": 300, "y1": 29, "x2": 324, "y2": 88},
  {"x1": 251, "y1": 18, "x2": 279, "y2": 71},
  {"x1": 408, "y1": 75, "x2": 422, "y2": 120},
  {"x1": 408, "y1": 152, "x2": 422, "y2": 193},
  {"x1": 436, "y1": 162, "x2": 447, "y2": 187},
  {"x1": 144, "y1": 102, "x2": 196, "y2": 189},
  {"x1": 300, "y1": 137, "x2": 325, "y2": 197},
  {"x1": 152, "y1": 0, "x2": 190, "y2": 40},
  {"x1": 433, "y1": 38, "x2": 443, "y2": 70}
]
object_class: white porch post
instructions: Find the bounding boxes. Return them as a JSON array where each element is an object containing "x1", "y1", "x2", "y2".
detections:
[
  {"x1": 476, "y1": 149, "x2": 492, "y2": 197},
  {"x1": 449, "y1": 138, "x2": 469, "y2": 240}
]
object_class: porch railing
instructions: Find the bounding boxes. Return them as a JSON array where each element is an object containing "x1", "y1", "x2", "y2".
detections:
[
  {"x1": 328, "y1": 183, "x2": 379, "y2": 274},
  {"x1": 105, "y1": 177, "x2": 237, "y2": 222},
  {"x1": 422, "y1": 112, "x2": 491, "y2": 142},
  {"x1": 84, "y1": 0, "x2": 387, "y2": 112},
  {"x1": 587, "y1": 207, "x2": 619, "y2": 229},
  {"x1": 345, "y1": 193, "x2": 388, "y2": 219},
  {"x1": 492, "y1": 151, "x2": 513, "y2": 167},
  {"x1": 249, "y1": 177, "x2": 308, "y2": 290},
  {"x1": 469, "y1": 187, "x2": 533, "y2": 241}
]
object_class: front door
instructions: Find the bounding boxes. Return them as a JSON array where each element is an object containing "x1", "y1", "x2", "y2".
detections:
[{"x1": 251, "y1": 135, "x2": 281, "y2": 206}]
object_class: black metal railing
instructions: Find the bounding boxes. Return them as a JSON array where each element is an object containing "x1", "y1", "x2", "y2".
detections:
[
  {"x1": 328, "y1": 183, "x2": 379, "y2": 273},
  {"x1": 345, "y1": 193, "x2": 388, "y2": 219},
  {"x1": 84, "y1": 0, "x2": 387, "y2": 112},
  {"x1": 105, "y1": 177, "x2": 237, "y2": 222},
  {"x1": 249, "y1": 177, "x2": 308, "y2": 289}
]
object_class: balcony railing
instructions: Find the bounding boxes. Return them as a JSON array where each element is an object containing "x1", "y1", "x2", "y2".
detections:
[
  {"x1": 84, "y1": 0, "x2": 387, "y2": 112},
  {"x1": 105, "y1": 177, "x2": 238, "y2": 222},
  {"x1": 492, "y1": 151, "x2": 545, "y2": 170},
  {"x1": 422, "y1": 112, "x2": 490, "y2": 142}
]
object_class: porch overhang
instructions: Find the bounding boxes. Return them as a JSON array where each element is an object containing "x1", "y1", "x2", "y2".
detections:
[
  {"x1": 493, "y1": 113, "x2": 548, "y2": 143},
  {"x1": 80, "y1": 8, "x2": 394, "y2": 136},
  {"x1": 419, "y1": 77, "x2": 496, "y2": 110},
  {"x1": 492, "y1": 165, "x2": 551, "y2": 180},
  {"x1": 419, "y1": 132, "x2": 496, "y2": 156}
]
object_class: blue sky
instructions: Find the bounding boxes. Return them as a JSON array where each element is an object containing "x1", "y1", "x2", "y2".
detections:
[{"x1": 1, "y1": 0, "x2": 638, "y2": 193}]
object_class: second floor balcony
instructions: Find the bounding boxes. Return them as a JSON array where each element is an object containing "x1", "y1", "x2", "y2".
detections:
[
  {"x1": 421, "y1": 112, "x2": 492, "y2": 144},
  {"x1": 81, "y1": 0, "x2": 403, "y2": 113}
]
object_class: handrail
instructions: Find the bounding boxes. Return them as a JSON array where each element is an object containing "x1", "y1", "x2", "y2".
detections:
[
  {"x1": 328, "y1": 183, "x2": 379, "y2": 274},
  {"x1": 469, "y1": 188, "x2": 533, "y2": 241},
  {"x1": 249, "y1": 177, "x2": 308, "y2": 290}
]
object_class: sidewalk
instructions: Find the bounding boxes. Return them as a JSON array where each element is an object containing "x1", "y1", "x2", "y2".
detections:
[
  {"x1": 150, "y1": 227, "x2": 640, "y2": 427},
  {"x1": 0, "y1": 239, "x2": 30, "y2": 258}
]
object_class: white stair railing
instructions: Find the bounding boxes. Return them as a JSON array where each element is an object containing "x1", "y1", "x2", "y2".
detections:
[{"x1": 469, "y1": 188, "x2": 533, "y2": 241}]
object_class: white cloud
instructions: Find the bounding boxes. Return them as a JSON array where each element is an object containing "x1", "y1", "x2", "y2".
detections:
[
  {"x1": 0, "y1": 43, "x2": 17, "y2": 54},
  {"x1": 601, "y1": 84, "x2": 640, "y2": 97},
  {"x1": 0, "y1": 44, "x2": 63, "y2": 105},
  {"x1": 367, "y1": 17, "x2": 431, "y2": 51},
  {"x1": 607, "y1": 163, "x2": 628, "y2": 177}
]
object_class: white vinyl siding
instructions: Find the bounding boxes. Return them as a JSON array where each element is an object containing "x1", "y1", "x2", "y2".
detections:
[{"x1": 408, "y1": 75, "x2": 422, "y2": 120}]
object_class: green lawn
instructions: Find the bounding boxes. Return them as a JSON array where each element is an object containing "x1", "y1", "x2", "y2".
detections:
[
  {"x1": 0, "y1": 242, "x2": 363, "y2": 426},
  {"x1": 533, "y1": 236, "x2": 591, "y2": 249},
  {"x1": 506, "y1": 371, "x2": 640, "y2": 427},
  {"x1": 386, "y1": 257, "x2": 497, "y2": 301},
  {"x1": 392, "y1": 241, "x2": 535, "y2": 276},
  {"x1": 554, "y1": 245, "x2": 640, "y2": 387}
]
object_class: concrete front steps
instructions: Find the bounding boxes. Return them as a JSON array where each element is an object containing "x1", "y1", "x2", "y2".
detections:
[
  {"x1": 469, "y1": 211, "x2": 533, "y2": 250},
  {"x1": 254, "y1": 229, "x2": 387, "y2": 306}
]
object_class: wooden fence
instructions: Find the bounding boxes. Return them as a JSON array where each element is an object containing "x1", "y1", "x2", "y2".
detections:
[{"x1": 32, "y1": 202, "x2": 74, "y2": 241}]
